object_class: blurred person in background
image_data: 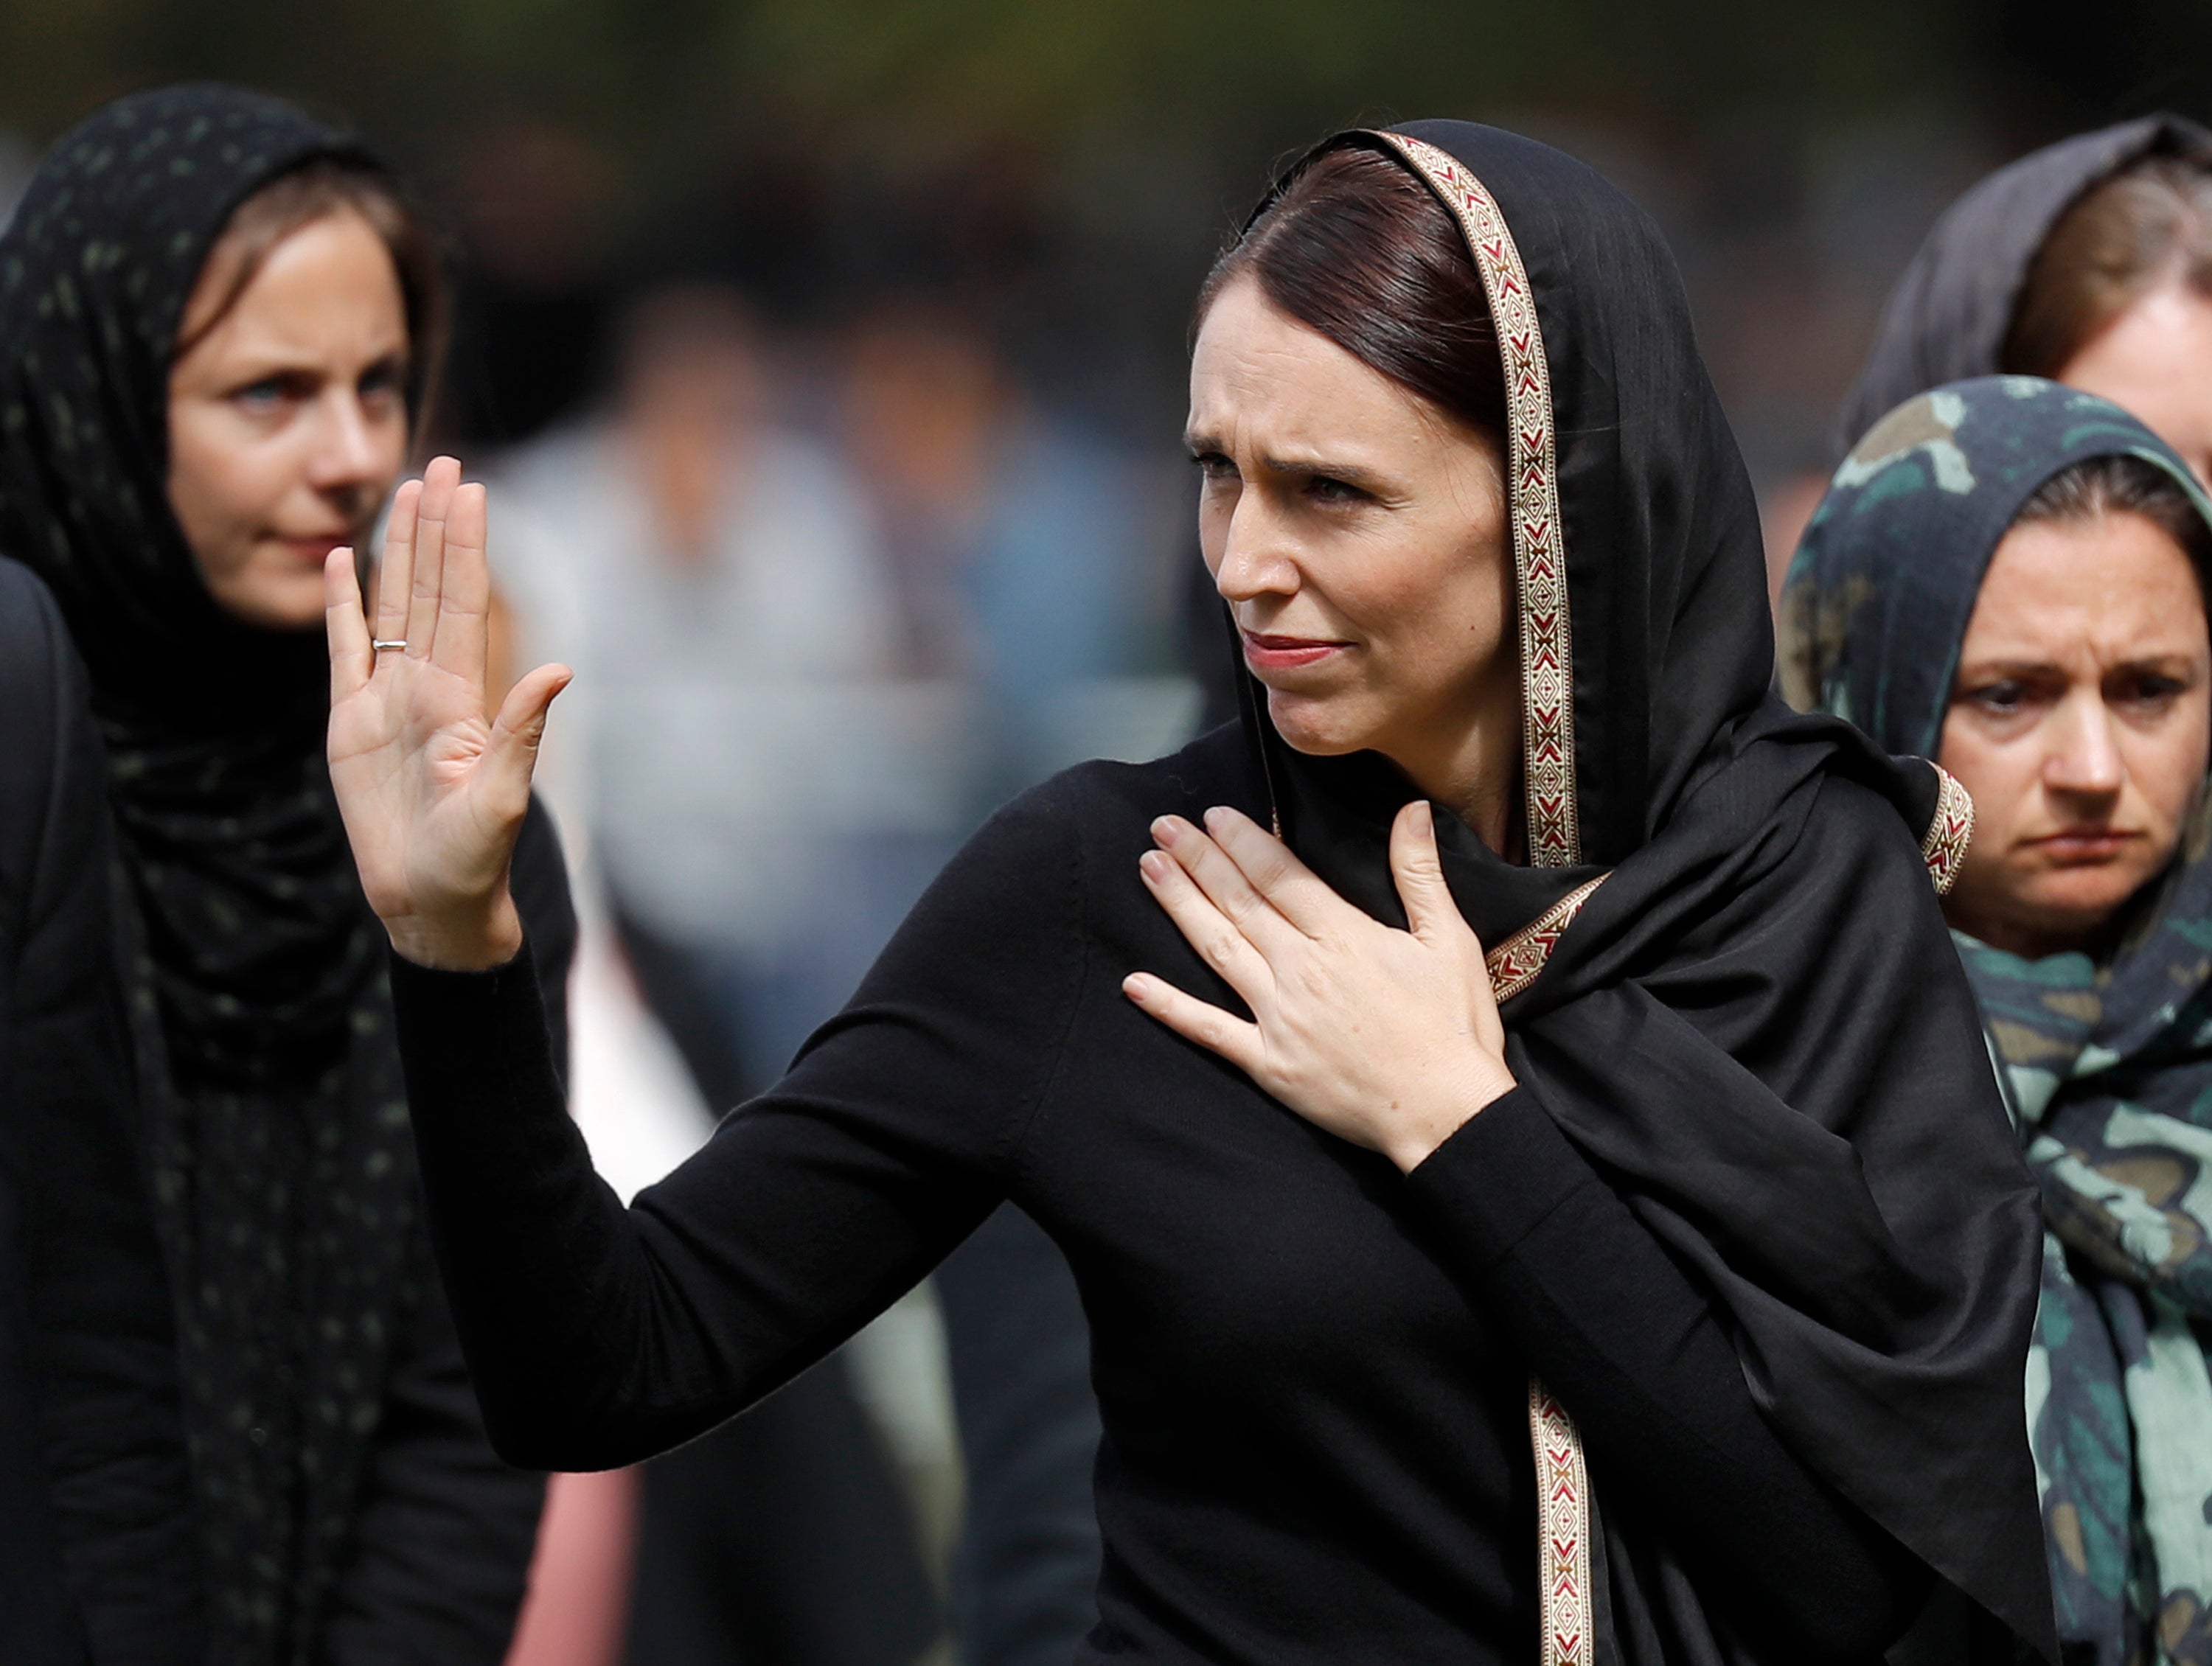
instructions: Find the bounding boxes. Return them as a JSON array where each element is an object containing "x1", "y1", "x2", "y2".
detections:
[
  {"x1": 1839, "y1": 116, "x2": 2212, "y2": 473},
  {"x1": 492, "y1": 282, "x2": 943, "y2": 1666},
  {"x1": 0, "y1": 86, "x2": 578, "y2": 1666},
  {"x1": 1783, "y1": 376, "x2": 2212, "y2": 1666},
  {"x1": 0, "y1": 554, "x2": 201, "y2": 1666}
]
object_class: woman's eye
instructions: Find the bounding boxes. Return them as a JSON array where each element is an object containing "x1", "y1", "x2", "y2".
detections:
[
  {"x1": 232, "y1": 376, "x2": 291, "y2": 412},
  {"x1": 1966, "y1": 680, "x2": 2028, "y2": 714},
  {"x1": 1192, "y1": 453, "x2": 1236, "y2": 484},
  {"x1": 2113, "y1": 672, "x2": 2185, "y2": 709},
  {"x1": 359, "y1": 360, "x2": 406, "y2": 400},
  {"x1": 1306, "y1": 475, "x2": 1366, "y2": 505}
]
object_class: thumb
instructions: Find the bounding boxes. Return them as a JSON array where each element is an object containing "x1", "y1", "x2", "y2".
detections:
[
  {"x1": 486, "y1": 663, "x2": 571, "y2": 796},
  {"x1": 1390, "y1": 800, "x2": 1461, "y2": 943}
]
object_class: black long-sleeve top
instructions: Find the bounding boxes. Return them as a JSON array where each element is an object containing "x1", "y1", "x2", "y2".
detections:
[
  {"x1": 395, "y1": 727, "x2": 1924, "y2": 1665},
  {"x1": 0, "y1": 557, "x2": 201, "y2": 1666}
]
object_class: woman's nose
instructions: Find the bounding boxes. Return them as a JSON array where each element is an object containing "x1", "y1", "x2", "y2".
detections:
[
  {"x1": 1212, "y1": 498, "x2": 1297, "y2": 602},
  {"x1": 2044, "y1": 696, "x2": 2127, "y2": 799},
  {"x1": 305, "y1": 388, "x2": 388, "y2": 494}
]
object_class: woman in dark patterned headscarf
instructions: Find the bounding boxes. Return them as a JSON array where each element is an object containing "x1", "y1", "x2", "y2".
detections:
[
  {"x1": 1784, "y1": 375, "x2": 2212, "y2": 1666},
  {"x1": 0, "y1": 84, "x2": 575, "y2": 1666}
]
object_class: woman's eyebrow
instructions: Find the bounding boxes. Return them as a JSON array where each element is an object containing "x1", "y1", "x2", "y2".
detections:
[{"x1": 1260, "y1": 453, "x2": 1387, "y2": 490}]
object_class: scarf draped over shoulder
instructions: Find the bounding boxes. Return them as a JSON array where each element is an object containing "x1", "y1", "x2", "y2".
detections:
[{"x1": 1236, "y1": 124, "x2": 2055, "y2": 1665}]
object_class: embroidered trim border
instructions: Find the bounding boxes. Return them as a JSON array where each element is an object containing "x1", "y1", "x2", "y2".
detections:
[
  {"x1": 1529, "y1": 1384, "x2": 1594, "y2": 1666},
  {"x1": 1921, "y1": 766, "x2": 1973, "y2": 896},
  {"x1": 1371, "y1": 131, "x2": 1579, "y2": 870},
  {"x1": 1371, "y1": 132, "x2": 1592, "y2": 1666},
  {"x1": 1485, "y1": 876, "x2": 1607, "y2": 1003}
]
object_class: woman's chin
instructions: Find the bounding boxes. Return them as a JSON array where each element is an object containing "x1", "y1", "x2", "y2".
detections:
[{"x1": 1264, "y1": 691, "x2": 1370, "y2": 757}]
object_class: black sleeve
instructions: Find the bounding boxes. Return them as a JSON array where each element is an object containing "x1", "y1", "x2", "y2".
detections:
[
  {"x1": 396, "y1": 792, "x2": 1085, "y2": 1472},
  {"x1": 316, "y1": 1236, "x2": 546, "y2": 1666},
  {"x1": 0, "y1": 564, "x2": 202, "y2": 1665},
  {"x1": 1406, "y1": 1088, "x2": 1927, "y2": 1661},
  {"x1": 507, "y1": 795, "x2": 575, "y2": 1084}
]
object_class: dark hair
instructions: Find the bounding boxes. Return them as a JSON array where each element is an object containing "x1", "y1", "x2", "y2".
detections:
[
  {"x1": 1197, "y1": 143, "x2": 1506, "y2": 436},
  {"x1": 175, "y1": 158, "x2": 448, "y2": 425},
  {"x1": 2013, "y1": 452, "x2": 2212, "y2": 576},
  {"x1": 2004, "y1": 156, "x2": 2212, "y2": 378}
]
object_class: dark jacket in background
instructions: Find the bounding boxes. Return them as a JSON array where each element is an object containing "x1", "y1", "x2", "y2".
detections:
[{"x1": 0, "y1": 555, "x2": 201, "y2": 1666}]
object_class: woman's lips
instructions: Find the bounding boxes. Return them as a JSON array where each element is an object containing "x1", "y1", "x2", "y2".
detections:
[
  {"x1": 277, "y1": 533, "x2": 352, "y2": 563},
  {"x1": 2029, "y1": 828, "x2": 2138, "y2": 862},
  {"x1": 1242, "y1": 630, "x2": 1349, "y2": 671}
]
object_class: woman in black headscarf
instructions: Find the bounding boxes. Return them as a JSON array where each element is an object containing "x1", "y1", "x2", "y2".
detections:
[
  {"x1": 0, "y1": 85, "x2": 575, "y2": 1666},
  {"x1": 1839, "y1": 114, "x2": 2212, "y2": 470},
  {"x1": 330, "y1": 122, "x2": 2049, "y2": 1665}
]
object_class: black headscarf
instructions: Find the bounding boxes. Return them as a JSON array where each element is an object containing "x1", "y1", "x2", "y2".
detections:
[
  {"x1": 1835, "y1": 114, "x2": 2212, "y2": 458},
  {"x1": 1237, "y1": 125, "x2": 2056, "y2": 1665},
  {"x1": 0, "y1": 86, "x2": 432, "y2": 1664}
]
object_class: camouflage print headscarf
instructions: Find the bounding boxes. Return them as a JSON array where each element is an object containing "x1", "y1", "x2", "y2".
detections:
[{"x1": 1781, "y1": 375, "x2": 2212, "y2": 1666}]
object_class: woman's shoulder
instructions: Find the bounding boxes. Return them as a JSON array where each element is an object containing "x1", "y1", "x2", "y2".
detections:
[
  {"x1": 917, "y1": 722, "x2": 1265, "y2": 930},
  {"x1": 992, "y1": 720, "x2": 1265, "y2": 854}
]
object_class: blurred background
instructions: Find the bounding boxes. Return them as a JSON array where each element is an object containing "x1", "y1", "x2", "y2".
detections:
[{"x1": 7, "y1": 2, "x2": 2211, "y2": 1664}]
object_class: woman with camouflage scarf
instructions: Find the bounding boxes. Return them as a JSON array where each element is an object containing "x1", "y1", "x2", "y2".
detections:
[{"x1": 1783, "y1": 374, "x2": 2212, "y2": 1666}]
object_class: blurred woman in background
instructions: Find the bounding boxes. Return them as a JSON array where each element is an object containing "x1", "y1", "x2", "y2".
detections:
[
  {"x1": 0, "y1": 85, "x2": 575, "y2": 1666},
  {"x1": 1840, "y1": 115, "x2": 2212, "y2": 473},
  {"x1": 1784, "y1": 376, "x2": 2212, "y2": 1666}
]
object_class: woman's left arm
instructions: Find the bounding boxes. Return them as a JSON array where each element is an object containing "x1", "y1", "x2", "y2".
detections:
[{"x1": 1127, "y1": 804, "x2": 1929, "y2": 1658}]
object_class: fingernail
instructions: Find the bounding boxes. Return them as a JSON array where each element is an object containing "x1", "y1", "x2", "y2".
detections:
[
  {"x1": 1151, "y1": 816, "x2": 1180, "y2": 846},
  {"x1": 1203, "y1": 806, "x2": 1230, "y2": 833},
  {"x1": 1121, "y1": 974, "x2": 1149, "y2": 1003},
  {"x1": 1413, "y1": 800, "x2": 1434, "y2": 832},
  {"x1": 1139, "y1": 851, "x2": 1168, "y2": 881}
]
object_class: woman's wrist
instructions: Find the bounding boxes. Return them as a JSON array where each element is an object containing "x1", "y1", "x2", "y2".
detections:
[
  {"x1": 1384, "y1": 1064, "x2": 1518, "y2": 1174},
  {"x1": 383, "y1": 893, "x2": 524, "y2": 972}
]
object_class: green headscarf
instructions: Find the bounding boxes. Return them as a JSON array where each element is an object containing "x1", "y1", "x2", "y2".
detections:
[{"x1": 1781, "y1": 375, "x2": 2212, "y2": 1666}]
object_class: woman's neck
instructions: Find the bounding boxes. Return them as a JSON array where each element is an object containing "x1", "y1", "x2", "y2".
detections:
[{"x1": 1380, "y1": 705, "x2": 1522, "y2": 857}]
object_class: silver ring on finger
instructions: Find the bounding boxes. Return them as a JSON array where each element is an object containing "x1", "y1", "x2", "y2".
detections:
[{"x1": 371, "y1": 639, "x2": 408, "y2": 652}]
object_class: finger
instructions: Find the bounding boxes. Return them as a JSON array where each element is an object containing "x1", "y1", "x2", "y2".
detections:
[
  {"x1": 1139, "y1": 846, "x2": 1274, "y2": 1005},
  {"x1": 405, "y1": 456, "x2": 461, "y2": 661},
  {"x1": 481, "y1": 662, "x2": 572, "y2": 815},
  {"x1": 1390, "y1": 800, "x2": 1466, "y2": 944},
  {"x1": 431, "y1": 481, "x2": 491, "y2": 703},
  {"x1": 1152, "y1": 815, "x2": 1301, "y2": 956},
  {"x1": 1121, "y1": 972, "x2": 1266, "y2": 1076},
  {"x1": 1199, "y1": 804, "x2": 1342, "y2": 936},
  {"x1": 325, "y1": 546, "x2": 372, "y2": 702},
  {"x1": 374, "y1": 478, "x2": 422, "y2": 646}
]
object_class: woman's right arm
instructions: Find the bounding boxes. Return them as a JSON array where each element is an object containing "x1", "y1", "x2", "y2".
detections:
[{"x1": 327, "y1": 461, "x2": 1080, "y2": 1471}]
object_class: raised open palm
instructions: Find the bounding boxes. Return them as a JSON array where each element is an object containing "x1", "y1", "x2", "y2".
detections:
[{"x1": 325, "y1": 456, "x2": 571, "y2": 969}]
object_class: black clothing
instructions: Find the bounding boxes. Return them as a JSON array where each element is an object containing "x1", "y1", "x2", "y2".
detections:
[
  {"x1": 610, "y1": 906, "x2": 945, "y2": 1666},
  {"x1": 396, "y1": 119, "x2": 2050, "y2": 1666},
  {"x1": 1834, "y1": 114, "x2": 2212, "y2": 456},
  {"x1": 622, "y1": 1366, "x2": 942, "y2": 1666},
  {"x1": 935, "y1": 1203, "x2": 1103, "y2": 1666},
  {"x1": 0, "y1": 84, "x2": 574, "y2": 1665},
  {"x1": 399, "y1": 726, "x2": 1917, "y2": 1665},
  {"x1": 0, "y1": 556, "x2": 201, "y2": 1665}
]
